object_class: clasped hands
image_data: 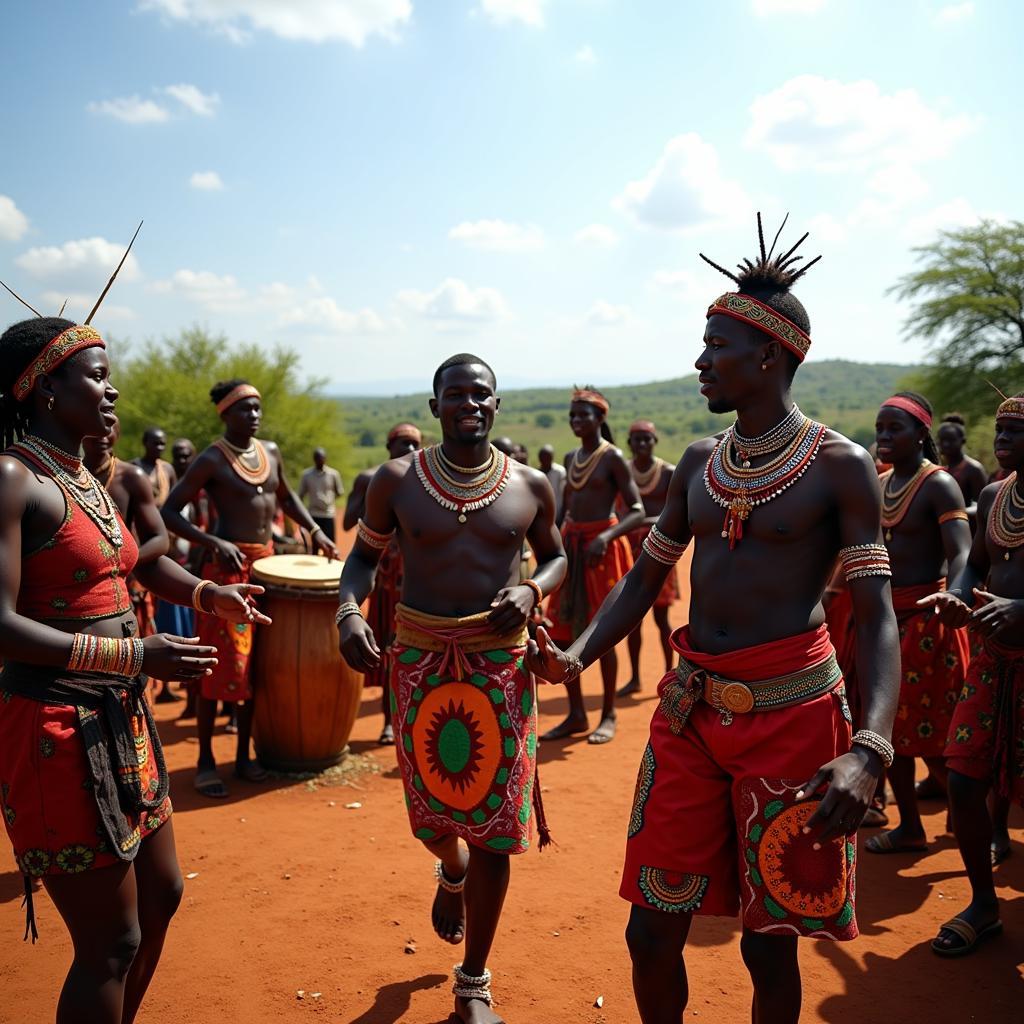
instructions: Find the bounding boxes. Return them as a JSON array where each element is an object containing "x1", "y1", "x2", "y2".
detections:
[{"x1": 917, "y1": 587, "x2": 1024, "y2": 639}]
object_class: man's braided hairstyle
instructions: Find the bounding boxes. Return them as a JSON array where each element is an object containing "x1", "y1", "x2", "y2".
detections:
[{"x1": 700, "y1": 213, "x2": 821, "y2": 381}]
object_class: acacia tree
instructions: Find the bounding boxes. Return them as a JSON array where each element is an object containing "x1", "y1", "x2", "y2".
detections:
[
  {"x1": 109, "y1": 327, "x2": 349, "y2": 483},
  {"x1": 893, "y1": 220, "x2": 1024, "y2": 425}
]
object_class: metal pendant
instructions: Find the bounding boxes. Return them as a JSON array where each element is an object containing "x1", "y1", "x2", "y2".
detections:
[
  {"x1": 256, "y1": 485, "x2": 263, "y2": 494},
  {"x1": 458, "y1": 513, "x2": 467, "y2": 523}
]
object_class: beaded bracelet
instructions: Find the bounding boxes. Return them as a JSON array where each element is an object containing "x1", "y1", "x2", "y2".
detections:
[
  {"x1": 357, "y1": 518, "x2": 395, "y2": 551},
  {"x1": 938, "y1": 509, "x2": 969, "y2": 525},
  {"x1": 837, "y1": 543, "x2": 891, "y2": 583},
  {"x1": 642, "y1": 524, "x2": 689, "y2": 566},
  {"x1": 523, "y1": 578, "x2": 543, "y2": 608},
  {"x1": 562, "y1": 652, "x2": 585, "y2": 683},
  {"x1": 68, "y1": 634, "x2": 146, "y2": 677},
  {"x1": 335, "y1": 601, "x2": 363, "y2": 626},
  {"x1": 191, "y1": 579, "x2": 215, "y2": 613},
  {"x1": 851, "y1": 729, "x2": 895, "y2": 768}
]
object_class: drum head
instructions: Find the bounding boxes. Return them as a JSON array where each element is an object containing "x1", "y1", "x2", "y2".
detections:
[{"x1": 251, "y1": 554, "x2": 344, "y2": 590}]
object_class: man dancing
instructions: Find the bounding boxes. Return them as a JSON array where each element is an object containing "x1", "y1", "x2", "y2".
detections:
[
  {"x1": 542, "y1": 388, "x2": 643, "y2": 744},
  {"x1": 923, "y1": 391, "x2": 1024, "y2": 956},
  {"x1": 528, "y1": 217, "x2": 899, "y2": 1023},
  {"x1": 163, "y1": 379, "x2": 337, "y2": 798},
  {"x1": 342, "y1": 422, "x2": 423, "y2": 744},
  {"x1": 618, "y1": 420, "x2": 677, "y2": 697},
  {"x1": 337, "y1": 355, "x2": 565, "y2": 1024}
]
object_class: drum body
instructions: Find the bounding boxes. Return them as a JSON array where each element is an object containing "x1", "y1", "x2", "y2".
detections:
[{"x1": 250, "y1": 555, "x2": 363, "y2": 772}]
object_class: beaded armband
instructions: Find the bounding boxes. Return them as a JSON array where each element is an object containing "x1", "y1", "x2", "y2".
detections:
[
  {"x1": 851, "y1": 729, "x2": 895, "y2": 768},
  {"x1": 335, "y1": 601, "x2": 363, "y2": 626},
  {"x1": 938, "y1": 509, "x2": 969, "y2": 525},
  {"x1": 837, "y1": 543, "x2": 891, "y2": 582},
  {"x1": 523, "y1": 578, "x2": 543, "y2": 608},
  {"x1": 642, "y1": 524, "x2": 689, "y2": 566},
  {"x1": 68, "y1": 634, "x2": 145, "y2": 677},
  {"x1": 357, "y1": 518, "x2": 395, "y2": 551}
]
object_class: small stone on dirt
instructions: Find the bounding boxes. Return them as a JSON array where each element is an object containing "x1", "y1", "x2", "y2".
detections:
[
  {"x1": 345, "y1": 801, "x2": 362, "y2": 809},
  {"x1": 185, "y1": 872, "x2": 199, "y2": 880},
  {"x1": 595, "y1": 995, "x2": 604, "y2": 1008},
  {"x1": 296, "y1": 990, "x2": 305, "y2": 999}
]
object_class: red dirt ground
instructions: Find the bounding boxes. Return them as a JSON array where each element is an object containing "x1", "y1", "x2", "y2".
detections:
[{"x1": 2, "y1": 552, "x2": 1022, "y2": 1023}]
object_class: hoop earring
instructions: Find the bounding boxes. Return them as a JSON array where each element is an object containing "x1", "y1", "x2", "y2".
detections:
[{"x1": 47, "y1": 396, "x2": 54, "y2": 411}]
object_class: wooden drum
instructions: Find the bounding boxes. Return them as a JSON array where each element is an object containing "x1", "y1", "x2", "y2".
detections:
[{"x1": 250, "y1": 554, "x2": 363, "y2": 772}]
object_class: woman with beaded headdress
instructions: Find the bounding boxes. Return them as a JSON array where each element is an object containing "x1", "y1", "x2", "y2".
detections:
[
  {"x1": 859, "y1": 393, "x2": 971, "y2": 856},
  {"x1": 528, "y1": 215, "x2": 901, "y2": 1022},
  {"x1": 922, "y1": 390, "x2": 1024, "y2": 955},
  {"x1": 0, "y1": 289, "x2": 269, "y2": 1021}
]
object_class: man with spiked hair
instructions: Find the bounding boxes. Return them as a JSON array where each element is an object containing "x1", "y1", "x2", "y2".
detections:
[
  {"x1": 337, "y1": 353, "x2": 566, "y2": 1024},
  {"x1": 529, "y1": 216, "x2": 900, "y2": 1023}
]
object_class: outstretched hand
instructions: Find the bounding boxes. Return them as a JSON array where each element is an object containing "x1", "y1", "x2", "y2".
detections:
[
  {"x1": 969, "y1": 587, "x2": 1024, "y2": 639},
  {"x1": 916, "y1": 589, "x2": 971, "y2": 629},
  {"x1": 525, "y1": 625, "x2": 573, "y2": 684},
  {"x1": 211, "y1": 583, "x2": 272, "y2": 625},
  {"x1": 795, "y1": 746, "x2": 883, "y2": 843}
]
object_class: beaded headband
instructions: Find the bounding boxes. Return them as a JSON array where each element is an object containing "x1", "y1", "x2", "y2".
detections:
[
  {"x1": 629, "y1": 419, "x2": 657, "y2": 438},
  {"x1": 706, "y1": 293, "x2": 811, "y2": 363},
  {"x1": 996, "y1": 396, "x2": 1024, "y2": 421},
  {"x1": 387, "y1": 422, "x2": 422, "y2": 445},
  {"x1": 216, "y1": 384, "x2": 261, "y2": 414},
  {"x1": 571, "y1": 388, "x2": 609, "y2": 414},
  {"x1": 13, "y1": 325, "x2": 106, "y2": 402},
  {"x1": 880, "y1": 395, "x2": 933, "y2": 429}
]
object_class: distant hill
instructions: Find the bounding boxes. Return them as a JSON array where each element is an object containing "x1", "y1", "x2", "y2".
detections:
[{"x1": 338, "y1": 360, "x2": 919, "y2": 474}]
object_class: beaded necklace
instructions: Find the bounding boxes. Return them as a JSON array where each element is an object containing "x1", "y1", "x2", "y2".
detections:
[
  {"x1": 732, "y1": 405, "x2": 805, "y2": 462},
  {"x1": 880, "y1": 461, "x2": 939, "y2": 541},
  {"x1": 630, "y1": 456, "x2": 667, "y2": 497},
  {"x1": 16, "y1": 435, "x2": 123, "y2": 548},
  {"x1": 704, "y1": 412, "x2": 826, "y2": 549},
  {"x1": 93, "y1": 455, "x2": 117, "y2": 490},
  {"x1": 214, "y1": 437, "x2": 271, "y2": 491},
  {"x1": 436, "y1": 445, "x2": 493, "y2": 476},
  {"x1": 987, "y1": 472, "x2": 1024, "y2": 561},
  {"x1": 415, "y1": 444, "x2": 511, "y2": 524},
  {"x1": 568, "y1": 439, "x2": 611, "y2": 491}
]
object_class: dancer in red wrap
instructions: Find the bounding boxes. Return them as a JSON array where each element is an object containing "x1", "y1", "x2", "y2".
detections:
[
  {"x1": 542, "y1": 388, "x2": 643, "y2": 744},
  {"x1": 618, "y1": 419, "x2": 677, "y2": 697},
  {"x1": 343, "y1": 422, "x2": 422, "y2": 744},
  {"x1": 0, "y1": 308, "x2": 267, "y2": 1024},
  {"x1": 163, "y1": 379, "x2": 337, "y2": 798},
  {"x1": 923, "y1": 391, "x2": 1024, "y2": 956},
  {"x1": 863, "y1": 394, "x2": 971, "y2": 855},
  {"x1": 529, "y1": 215, "x2": 900, "y2": 1024}
]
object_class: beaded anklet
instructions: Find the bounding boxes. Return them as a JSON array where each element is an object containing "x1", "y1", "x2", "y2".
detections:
[
  {"x1": 434, "y1": 860, "x2": 467, "y2": 894},
  {"x1": 453, "y1": 964, "x2": 492, "y2": 1005}
]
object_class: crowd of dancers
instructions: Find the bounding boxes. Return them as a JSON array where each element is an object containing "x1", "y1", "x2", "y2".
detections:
[{"x1": 0, "y1": 215, "x2": 1021, "y2": 1024}]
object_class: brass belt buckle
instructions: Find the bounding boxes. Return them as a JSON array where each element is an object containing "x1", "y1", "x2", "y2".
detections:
[{"x1": 715, "y1": 679, "x2": 755, "y2": 726}]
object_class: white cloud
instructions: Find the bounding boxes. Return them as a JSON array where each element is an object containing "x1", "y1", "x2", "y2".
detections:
[
  {"x1": 807, "y1": 213, "x2": 848, "y2": 243},
  {"x1": 614, "y1": 133, "x2": 752, "y2": 233},
  {"x1": 747, "y1": 75, "x2": 975, "y2": 173},
  {"x1": 164, "y1": 83, "x2": 220, "y2": 116},
  {"x1": 449, "y1": 219, "x2": 544, "y2": 252},
  {"x1": 574, "y1": 223, "x2": 618, "y2": 247},
  {"x1": 574, "y1": 44, "x2": 596, "y2": 64},
  {"x1": 87, "y1": 95, "x2": 170, "y2": 124},
  {"x1": 479, "y1": 0, "x2": 546, "y2": 27},
  {"x1": 398, "y1": 277, "x2": 509, "y2": 327},
  {"x1": 0, "y1": 195, "x2": 29, "y2": 242},
  {"x1": 140, "y1": 0, "x2": 412, "y2": 46},
  {"x1": 278, "y1": 297, "x2": 388, "y2": 334},
  {"x1": 151, "y1": 269, "x2": 246, "y2": 311},
  {"x1": 935, "y1": 2, "x2": 974, "y2": 24},
  {"x1": 40, "y1": 291, "x2": 135, "y2": 322},
  {"x1": 902, "y1": 198, "x2": 998, "y2": 243},
  {"x1": 650, "y1": 269, "x2": 700, "y2": 300},
  {"x1": 16, "y1": 237, "x2": 142, "y2": 284},
  {"x1": 190, "y1": 170, "x2": 225, "y2": 191},
  {"x1": 752, "y1": 0, "x2": 825, "y2": 13},
  {"x1": 584, "y1": 300, "x2": 631, "y2": 328}
]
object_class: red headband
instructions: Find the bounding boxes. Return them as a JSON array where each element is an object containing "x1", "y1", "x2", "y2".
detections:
[
  {"x1": 706, "y1": 292, "x2": 811, "y2": 363},
  {"x1": 216, "y1": 384, "x2": 261, "y2": 414},
  {"x1": 572, "y1": 388, "x2": 609, "y2": 415},
  {"x1": 881, "y1": 396, "x2": 933, "y2": 429},
  {"x1": 387, "y1": 422, "x2": 422, "y2": 445},
  {"x1": 629, "y1": 419, "x2": 657, "y2": 438},
  {"x1": 13, "y1": 325, "x2": 106, "y2": 402}
]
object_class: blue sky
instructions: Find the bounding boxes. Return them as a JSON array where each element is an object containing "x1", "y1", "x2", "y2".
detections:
[{"x1": 1, "y1": 0, "x2": 1020, "y2": 393}]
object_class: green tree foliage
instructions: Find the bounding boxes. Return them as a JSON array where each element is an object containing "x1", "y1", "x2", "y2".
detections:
[
  {"x1": 892, "y1": 220, "x2": 1024, "y2": 425},
  {"x1": 110, "y1": 327, "x2": 348, "y2": 484}
]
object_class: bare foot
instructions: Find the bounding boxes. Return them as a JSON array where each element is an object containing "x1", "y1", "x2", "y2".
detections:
[
  {"x1": 587, "y1": 715, "x2": 617, "y2": 745},
  {"x1": 432, "y1": 854, "x2": 468, "y2": 944},
  {"x1": 540, "y1": 715, "x2": 589, "y2": 741},
  {"x1": 616, "y1": 677, "x2": 641, "y2": 698},
  {"x1": 455, "y1": 997, "x2": 504, "y2": 1023}
]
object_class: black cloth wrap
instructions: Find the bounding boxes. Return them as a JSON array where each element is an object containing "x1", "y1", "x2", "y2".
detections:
[{"x1": 1, "y1": 663, "x2": 170, "y2": 942}]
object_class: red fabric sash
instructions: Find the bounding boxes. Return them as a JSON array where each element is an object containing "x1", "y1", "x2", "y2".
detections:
[
  {"x1": 891, "y1": 580, "x2": 944, "y2": 617},
  {"x1": 562, "y1": 516, "x2": 616, "y2": 539},
  {"x1": 670, "y1": 624, "x2": 834, "y2": 682}
]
